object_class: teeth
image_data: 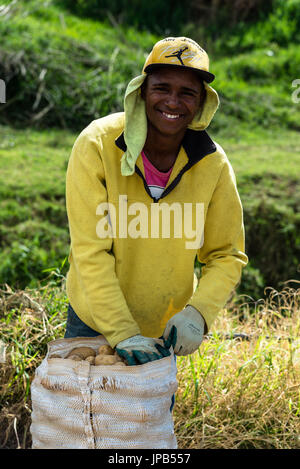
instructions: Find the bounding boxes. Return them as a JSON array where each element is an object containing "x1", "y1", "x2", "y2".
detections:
[{"x1": 162, "y1": 112, "x2": 180, "y2": 119}]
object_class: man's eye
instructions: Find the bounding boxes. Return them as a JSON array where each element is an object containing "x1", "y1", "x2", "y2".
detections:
[
  {"x1": 183, "y1": 91, "x2": 196, "y2": 96},
  {"x1": 154, "y1": 87, "x2": 168, "y2": 92}
]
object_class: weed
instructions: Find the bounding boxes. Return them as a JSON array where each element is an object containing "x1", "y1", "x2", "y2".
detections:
[{"x1": 0, "y1": 283, "x2": 299, "y2": 448}]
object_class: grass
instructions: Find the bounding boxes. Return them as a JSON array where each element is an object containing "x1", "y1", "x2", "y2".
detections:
[
  {"x1": 0, "y1": 281, "x2": 68, "y2": 449},
  {"x1": 1, "y1": 0, "x2": 300, "y2": 133},
  {"x1": 1, "y1": 0, "x2": 299, "y2": 451},
  {"x1": 217, "y1": 128, "x2": 300, "y2": 180},
  {"x1": 0, "y1": 0, "x2": 158, "y2": 129},
  {"x1": 174, "y1": 285, "x2": 300, "y2": 449},
  {"x1": 0, "y1": 280, "x2": 299, "y2": 449},
  {"x1": 0, "y1": 125, "x2": 73, "y2": 199},
  {"x1": 1, "y1": 124, "x2": 299, "y2": 196},
  {"x1": 0, "y1": 123, "x2": 299, "y2": 293},
  {"x1": 0, "y1": 125, "x2": 73, "y2": 287}
]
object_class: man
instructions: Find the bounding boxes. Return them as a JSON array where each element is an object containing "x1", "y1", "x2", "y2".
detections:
[{"x1": 64, "y1": 37, "x2": 248, "y2": 366}]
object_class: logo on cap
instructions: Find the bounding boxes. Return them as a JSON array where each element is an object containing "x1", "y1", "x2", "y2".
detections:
[{"x1": 165, "y1": 46, "x2": 189, "y2": 66}]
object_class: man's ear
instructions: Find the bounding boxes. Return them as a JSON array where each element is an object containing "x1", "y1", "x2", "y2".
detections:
[
  {"x1": 199, "y1": 80, "x2": 206, "y2": 102},
  {"x1": 140, "y1": 77, "x2": 148, "y2": 100},
  {"x1": 198, "y1": 82, "x2": 207, "y2": 112}
]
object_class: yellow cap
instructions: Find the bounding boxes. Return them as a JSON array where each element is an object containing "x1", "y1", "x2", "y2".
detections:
[{"x1": 143, "y1": 37, "x2": 215, "y2": 83}]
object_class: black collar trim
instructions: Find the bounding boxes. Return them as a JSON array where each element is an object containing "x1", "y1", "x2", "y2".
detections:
[
  {"x1": 115, "y1": 129, "x2": 217, "y2": 201},
  {"x1": 115, "y1": 132, "x2": 127, "y2": 152},
  {"x1": 115, "y1": 128, "x2": 216, "y2": 165}
]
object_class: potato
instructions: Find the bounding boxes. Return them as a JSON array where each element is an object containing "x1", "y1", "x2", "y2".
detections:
[
  {"x1": 98, "y1": 345, "x2": 114, "y2": 356},
  {"x1": 66, "y1": 347, "x2": 96, "y2": 359},
  {"x1": 49, "y1": 354, "x2": 62, "y2": 359},
  {"x1": 94, "y1": 354, "x2": 118, "y2": 366},
  {"x1": 85, "y1": 356, "x2": 95, "y2": 365},
  {"x1": 114, "y1": 355, "x2": 123, "y2": 363},
  {"x1": 113, "y1": 361, "x2": 126, "y2": 367},
  {"x1": 68, "y1": 354, "x2": 82, "y2": 361}
]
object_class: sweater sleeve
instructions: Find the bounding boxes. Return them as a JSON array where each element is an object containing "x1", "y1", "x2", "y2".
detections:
[
  {"x1": 66, "y1": 129, "x2": 140, "y2": 347},
  {"x1": 188, "y1": 157, "x2": 248, "y2": 332}
]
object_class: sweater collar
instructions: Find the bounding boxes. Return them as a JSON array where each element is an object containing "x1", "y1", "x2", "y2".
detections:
[{"x1": 115, "y1": 128, "x2": 216, "y2": 166}]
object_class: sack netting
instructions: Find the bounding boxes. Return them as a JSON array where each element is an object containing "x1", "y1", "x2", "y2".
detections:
[{"x1": 30, "y1": 335, "x2": 178, "y2": 449}]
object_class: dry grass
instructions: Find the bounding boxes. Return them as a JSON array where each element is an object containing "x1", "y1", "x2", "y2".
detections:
[
  {"x1": 174, "y1": 283, "x2": 300, "y2": 449},
  {"x1": 0, "y1": 282, "x2": 299, "y2": 449},
  {"x1": 0, "y1": 282, "x2": 68, "y2": 449}
]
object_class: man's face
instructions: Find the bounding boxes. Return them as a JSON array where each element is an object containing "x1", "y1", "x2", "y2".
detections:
[{"x1": 142, "y1": 66, "x2": 204, "y2": 139}]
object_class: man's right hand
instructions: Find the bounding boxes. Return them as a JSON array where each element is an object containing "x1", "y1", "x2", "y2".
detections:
[{"x1": 115, "y1": 334, "x2": 171, "y2": 366}]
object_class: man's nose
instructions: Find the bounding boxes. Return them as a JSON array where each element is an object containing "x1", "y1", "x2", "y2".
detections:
[{"x1": 165, "y1": 92, "x2": 180, "y2": 108}]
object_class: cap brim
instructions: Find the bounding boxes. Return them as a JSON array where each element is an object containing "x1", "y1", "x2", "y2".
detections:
[{"x1": 144, "y1": 63, "x2": 215, "y2": 83}]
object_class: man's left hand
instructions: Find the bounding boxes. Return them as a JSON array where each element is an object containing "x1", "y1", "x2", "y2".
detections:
[{"x1": 162, "y1": 305, "x2": 206, "y2": 356}]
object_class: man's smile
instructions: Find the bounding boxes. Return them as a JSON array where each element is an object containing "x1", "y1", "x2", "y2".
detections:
[{"x1": 159, "y1": 110, "x2": 182, "y2": 120}]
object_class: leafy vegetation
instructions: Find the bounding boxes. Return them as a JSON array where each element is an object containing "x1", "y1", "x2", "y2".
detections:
[
  {"x1": 0, "y1": 0, "x2": 299, "y2": 449},
  {"x1": 1, "y1": 122, "x2": 299, "y2": 298},
  {"x1": 0, "y1": 0, "x2": 157, "y2": 129},
  {"x1": 0, "y1": 0, "x2": 299, "y2": 132},
  {"x1": 56, "y1": 0, "x2": 290, "y2": 49},
  {"x1": 0, "y1": 0, "x2": 299, "y2": 297}
]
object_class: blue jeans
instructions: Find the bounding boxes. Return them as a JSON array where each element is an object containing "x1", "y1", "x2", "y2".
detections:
[
  {"x1": 64, "y1": 303, "x2": 175, "y2": 411},
  {"x1": 64, "y1": 303, "x2": 100, "y2": 338}
]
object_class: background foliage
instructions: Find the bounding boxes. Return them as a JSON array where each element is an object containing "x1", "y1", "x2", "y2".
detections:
[
  {"x1": 0, "y1": 0, "x2": 299, "y2": 299},
  {"x1": 1, "y1": 1, "x2": 299, "y2": 450},
  {"x1": 0, "y1": 0, "x2": 300, "y2": 131}
]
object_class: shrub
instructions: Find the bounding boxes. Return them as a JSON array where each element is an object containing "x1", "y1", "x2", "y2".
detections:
[
  {"x1": 1, "y1": 0, "x2": 299, "y2": 132},
  {"x1": 238, "y1": 174, "x2": 300, "y2": 298}
]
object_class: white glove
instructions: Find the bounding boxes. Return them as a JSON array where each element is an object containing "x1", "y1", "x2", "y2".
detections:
[{"x1": 163, "y1": 305, "x2": 205, "y2": 356}]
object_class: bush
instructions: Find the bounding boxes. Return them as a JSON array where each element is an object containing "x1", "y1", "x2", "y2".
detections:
[
  {"x1": 0, "y1": 1, "x2": 154, "y2": 130},
  {"x1": 184, "y1": 0, "x2": 300, "y2": 56},
  {"x1": 1, "y1": 0, "x2": 299, "y2": 132},
  {"x1": 56, "y1": 0, "x2": 274, "y2": 36},
  {"x1": 0, "y1": 223, "x2": 69, "y2": 289},
  {"x1": 238, "y1": 174, "x2": 300, "y2": 298},
  {"x1": 0, "y1": 33, "x2": 141, "y2": 130},
  {"x1": 59, "y1": 0, "x2": 299, "y2": 55},
  {"x1": 56, "y1": 0, "x2": 189, "y2": 35}
]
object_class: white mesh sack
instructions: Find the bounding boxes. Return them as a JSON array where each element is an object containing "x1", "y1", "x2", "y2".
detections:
[{"x1": 30, "y1": 335, "x2": 178, "y2": 449}]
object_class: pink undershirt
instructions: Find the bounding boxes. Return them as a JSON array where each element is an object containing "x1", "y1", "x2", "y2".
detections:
[{"x1": 141, "y1": 150, "x2": 173, "y2": 199}]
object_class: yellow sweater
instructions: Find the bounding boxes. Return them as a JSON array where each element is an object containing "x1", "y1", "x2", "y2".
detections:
[{"x1": 65, "y1": 112, "x2": 248, "y2": 348}]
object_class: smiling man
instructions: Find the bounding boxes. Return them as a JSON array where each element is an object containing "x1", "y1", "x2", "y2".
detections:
[
  {"x1": 141, "y1": 67, "x2": 205, "y2": 172},
  {"x1": 64, "y1": 37, "x2": 248, "y2": 366}
]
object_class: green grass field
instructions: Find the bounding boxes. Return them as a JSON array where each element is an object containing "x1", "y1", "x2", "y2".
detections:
[
  {"x1": 1, "y1": 124, "x2": 300, "y2": 192},
  {"x1": 1, "y1": 122, "x2": 299, "y2": 293},
  {"x1": 0, "y1": 123, "x2": 299, "y2": 449},
  {"x1": 1, "y1": 0, "x2": 300, "y2": 450}
]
